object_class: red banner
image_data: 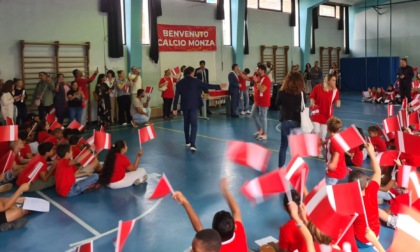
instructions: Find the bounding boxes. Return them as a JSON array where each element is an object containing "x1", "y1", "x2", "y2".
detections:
[{"x1": 157, "y1": 24, "x2": 217, "y2": 52}]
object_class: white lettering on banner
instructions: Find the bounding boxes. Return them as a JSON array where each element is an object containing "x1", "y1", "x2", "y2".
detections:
[
  {"x1": 188, "y1": 40, "x2": 216, "y2": 47},
  {"x1": 163, "y1": 30, "x2": 210, "y2": 38},
  {"x1": 158, "y1": 39, "x2": 187, "y2": 47}
]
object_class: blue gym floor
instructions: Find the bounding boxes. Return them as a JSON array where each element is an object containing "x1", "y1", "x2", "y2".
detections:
[{"x1": 0, "y1": 92, "x2": 395, "y2": 252}]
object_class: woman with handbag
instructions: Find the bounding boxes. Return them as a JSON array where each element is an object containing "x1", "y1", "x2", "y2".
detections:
[
  {"x1": 158, "y1": 69, "x2": 177, "y2": 120},
  {"x1": 275, "y1": 72, "x2": 306, "y2": 168}
]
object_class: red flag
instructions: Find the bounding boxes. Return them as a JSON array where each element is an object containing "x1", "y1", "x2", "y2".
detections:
[
  {"x1": 145, "y1": 86, "x2": 154, "y2": 94},
  {"x1": 390, "y1": 193, "x2": 412, "y2": 215},
  {"x1": 240, "y1": 168, "x2": 288, "y2": 204},
  {"x1": 75, "y1": 148, "x2": 96, "y2": 167},
  {"x1": 395, "y1": 131, "x2": 420, "y2": 155},
  {"x1": 0, "y1": 125, "x2": 18, "y2": 142},
  {"x1": 398, "y1": 110, "x2": 409, "y2": 128},
  {"x1": 171, "y1": 66, "x2": 180, "y2": 76},
  {"x1": 46, "y1": 109, "x2": 57, "y2": 124},
  {"x1": 86, "y1": 131, "x2": 95, "y2": 146},
  {"x1": 94, "y1": 131, "x2": 111, "y2": 151},
  {"x1": 388, "y1": 206, "x2": 420, "y2": 252},
  {"x1": 376, "y1": 124, "x2": 391, "y2": 141},
  {"x1": 330, "y1": 125, "x2": 365, "y2": 152},
  {"x1": 411, "y1": 96, "x2": 420, "y2": 112},
  {"x1": 75, "y1": 240, "x2": 93, "y2": 252},
  {"x1": 226, "y1": 141, "x2": 271, "y2": 172},
  {"x1": 409, "y1": 111, "x2": 419, "y2": 126},
  {"x1": 398, "y1": 165, "x2": 416, "y2": 188},
  {"x1": 288, "y1": 133, "x2": 320, "y2": 157},
  {"x1": 402, "y1": 98, "x2": 407, "y2": 110},
  {"x1": 1, "y1": 151, "x2": 15, "y2": 173},
  {"x1": 49, "y1": 121, "x2": 63, "y2": 131},
  {"x1": 383, "y1": 116, "x2": 400, "y2": 134},
  {"x1": 149, "y1": 173, "x2": 174, "y2": 199},
  {"x1": 376, "y1": 150, "x2": 399, "y2": 166},
  {"x1": 67, "y1": 119, "x2": 84, "y2": 131},
  {"x1": 5, "y1": 117, "x2": 14, "y2": 125},
  {"x1": 100, "y1": 125, "x2": 105, "y2": 132},
  {"x1": 408, "y1": 171, "x2": 420, "y2": 202},
  {"x1": 78, "y1": 137, "x2": 86, "y2": 145},
  {"x1": 285, "y1": 156, "x2": 309, "y2": 194},
  {"x1": 388, "y1": 104, "x2": 394, "y2": 117},
  {"x1": 115, "y1": 219, "x2": 136, "y2": 252},
  {"x1": 138, "y1": 125, "x2": 157, "y2": 144}
]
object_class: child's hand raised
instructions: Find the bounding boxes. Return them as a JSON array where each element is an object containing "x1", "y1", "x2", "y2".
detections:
[{"x1": 172, "y1": 191, "x2": 187, "y2": 205}]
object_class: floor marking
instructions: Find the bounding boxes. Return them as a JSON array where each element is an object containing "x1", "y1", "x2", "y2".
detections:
[{"x1": 36, "y1": 191, "x2": 101, "y2": 236}]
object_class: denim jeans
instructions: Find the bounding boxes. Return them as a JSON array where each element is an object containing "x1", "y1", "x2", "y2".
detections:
[
  {"x1": 66, "y1": 174, "x2": 99, "y2": 197},
  {"x1": 278, "y1": 120, "x2": 300, "y2": 167},
  {"x1": 69, "y1": 107, "x2": 83, "y2": 124},
  {"x1": 132, "y1": 107, "x2": 151, "y2": 125},
  {"x1": 325, "y1": 176, "x2": 339, "y2": 185},
  {"x1": 239, "y1": 90, "x2": 249, "y2": 111},
  {"x1": 251, "y1": 105, "x2": 268, "y2": 134}
]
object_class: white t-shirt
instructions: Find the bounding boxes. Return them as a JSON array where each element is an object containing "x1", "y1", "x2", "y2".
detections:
[{"x1": 129, "y1": 73, "x2": 142, "y2": 94}]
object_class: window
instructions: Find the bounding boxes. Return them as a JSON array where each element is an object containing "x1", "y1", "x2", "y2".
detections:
[
  {"x1": 247, "y1": 0, "x2": 291, "y2": 13},
  {"x1": 205, "y1": 0, "x2": 231, "y2": 45},
  {"x1": 319, "y1": 5, "x2": 336, "y2": 18},
  {"x1": 293, "y1": 0, "x2": 299, "y2": 47},
  {"x1": 120, "y1": 0, "x2": 126, "y2": 44},
  {"x1": 142, "y1": 0, "x2": 150, "y2": 44},
  {"x1": 336, "y1": 6, "x2": 340, "y2": 19}
]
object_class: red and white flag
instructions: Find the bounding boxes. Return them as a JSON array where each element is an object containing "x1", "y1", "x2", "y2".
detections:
[
  {"x1": 285, "y1": 156, "x2": 309, "y2": 194},
  {"x1": 398, "y1": 165, "x2": 416, "y2": 188},
  {"x1": 149, "y1": 173, "x2": 174, "y2": 199},
  {"x1": 411, "y1": 98, "x2": 420, "y2": 112},
  {"x1": 240, "y1": 168, "x2": 289, "y2": 204},
  {"x1": 171, "y1": 66, "x2": 180, "y2": 76},
  {"x1": 402, "y1": 98, "x2": 408, "y2": 110},
  {"x1": 0, "y1": 125, "x2": 18, "y2": 142},
  {"x1": 94, "y1": 131, "x2": 111, "y2": 151},
  {"x1": 398, "y1": 110, "x2": 409, "y2": 128},
  {"x1": 78, "y1": 137, "x2": 86, "y2": 146},
  {"x1": 288, "y1": 133, "x2": 320, "y2": 157},
  {"x1": 86, "y1": 131, "x2": 95, "y2": 146},
  {"x1": 138, "y1": 125, "x2": 157, "y2": 144},
  {"x1": 330, "y1": 125, "x2": 365, "y2": 152},
  {"x1": 1, "y1": 151, "x2": 15, "y2": 173},
  {"x1": 145, "y1": 86, "x2": 154, "y2": 94},
  {"x1": 395, "y1": 131, "x2": 420, "y2": 156},
  {"x1": 409, "y1": 111, "x2": 420, "y2": 126},
  {"x1": 376, "y1": 124, "x2": 390, "y2": 141},
  {"x1": 5, "y1": 117, "x2": 14, "y2": 125},
  {"x1": 115, "y1": 219, "x2": 136, "y2": 252},
  {"x1": 74, "y1": 240, "x2": 93, "y2": 252},
  {"x1": 404, "y1": 171, "x2": 420, "y2": 202},
  {"x1": 75, "y1": 148, "x2": 96, "y2": 167},
  {"x1": 388, "y1": 104, "x2": 394, "y2": 117},
  {"x1": 388, "y1": 206, "x2": 420, "y2": 252},
  {"x1": 226, "y1": 141, "x2": 271, "y2": 172},
  {"x1": 28, "y1": 162, "x2": 44, "y2": 182},
  {"x1": 376, "y1": 150, "x2": 399, "y2": 166},
  {"x1": 67, "y1": 119, "x2": 84, "y2": 131},
  {"x1": 100, "y1": 125, "x2": 105, "y2": 132},
  {"x1": 383, "y1": 116, "x2": 400, "y2": 134},
  {"x1": 46, "y1": 109, "x2": 57, "y2": 124},
  {"x1": 49, "y1": 121, "x2": 64, "y2": 131}
]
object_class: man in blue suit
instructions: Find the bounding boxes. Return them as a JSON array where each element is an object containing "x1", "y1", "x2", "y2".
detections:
[
  {"x1": 173, "y1": 67, "x2": 226, "y2": 152},
  {"x1": 228, "y1": 64, "x2": 242, "y2": 117}
]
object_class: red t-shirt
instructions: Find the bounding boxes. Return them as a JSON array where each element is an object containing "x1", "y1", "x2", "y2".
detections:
[
  {"x1": 220, "y1": 221, "x2": 248, "y2": 252},
  {"x1": 109, "y1": 153, "x2": 131, "y2": 183},
  {"x1": 279, "y1": 219, "x2": 309, "y2": 252},
  {"x1": 75, "y1": 74, "x2": 97, "y2": 99},
  {"x1": 20, "y1": 144, "x2": 32, "y2": 159},
  {"x1": 253, "y1": 75, "x2": 271, "y2": 107},
  {"x1": 38, "y1": 131, "x2": 53, "y2": 143},
  {"x1": 16, "y1": 154, "x2": 48, "y2": 186},
  {"x1": 349, "y1": 147, "x2": 363, "y2": 167},
  {"x1": 370, "y1": 136, "x2": 387, "y2": 153},
  {"x1": 353, "y1": 180, "x2": 380, "y2": 243},
  {"x1": 55, "y1": 158, "x2": 78, "y2": 197},
  {"x1": 238, "y1": 75, "x2": 247, "y2": 91},
  {"x1": 71, "y1": 145, "x2": 82, "y2": 159},
  {"x1": 159, "y1": 77, "x2": 177, "y2": 99},
  {"x1": 326, "y1": 139, "x2": 347, "y2": 179},
  {"x1": 310, "y1": 84, "x2": 340, "y2": 124}
]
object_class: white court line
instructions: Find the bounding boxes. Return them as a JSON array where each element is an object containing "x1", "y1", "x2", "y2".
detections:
[{"x1": 36, "y1": 191, "x2": 101, "y2": 236}]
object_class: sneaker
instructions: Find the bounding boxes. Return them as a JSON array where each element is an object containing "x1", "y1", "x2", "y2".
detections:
[
  {"x1": 254, "y1": 131, "x2": 262, "y2": 138},
  {"x1": 240, "y1": 111, "x2": 245, "y2": 115},
  {"x1": 0, "y1": 218, "x2": 28, "y2": 232},
  {"x1": 256, "y1": 134, "x2": 267, "y2": 140},
  {"x1": 0, "y1": 183, "x2": 13, "y2": 193},
  {"x1": 386, "y1": 214, "x2": 398, "y2": 229},
  {"x1": 245, "y1": 110, "x2": 251, "y2": 114},
  {"x1": 190, "y1": 144, "x2": 197, "y2": 152},
  {"x1": 186, "y1": 143, "x2": 191, "y2": 147},
  {"x1": 134, "y1": 174, "x2": 148, "y2": 185},
  {"x1": 145, "y1": 121, "x2": 154, "y2": 126},
  {"x1": 131, "y1": 120, "x2": 139, "y2": 128},
  {"x1": 122, "y1": 123, "x2": 128, "y2": 126}
]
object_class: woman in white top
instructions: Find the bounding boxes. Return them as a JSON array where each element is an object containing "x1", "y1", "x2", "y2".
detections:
[
  {"x1": 1, "y1": 80, "x2": 16, "y2": 123},
  {"x1": 105, "y1": 70, "x2": 117, "y2": 124}
]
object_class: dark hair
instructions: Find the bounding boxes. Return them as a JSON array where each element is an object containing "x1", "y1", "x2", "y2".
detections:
[
  {"x1": 2, "y1": 80, "x2": 14, "y2": 94},
  {"x1": 244, "y1": 68, "x2": 250, "y2": 74},
  {"x1": 212, "y1": 210, "x2": 234, "y2": 242},
  {"x1": 63, "y1": 128, "x2": 78, "y2": 140},
  {"x1": 106, "y1": 70, "x2": 115, "y2": 78},
  {"x1": 231, "y1": 64, "x2": 238, "y2": 70},
  {"x1": 348, "y1": 170, "x2": 367, "y2": 190},
  {"x1": 180, "y1": 65, "x2": 186, "y2": 72},
  {"x1": 57, "y1": 73, "x2": 64, "y2": 79},
  {"x1": 184, "y1": 66, "x2": 195, "y2": 76},
  {"x1": 38, "y1": 142, "x2": 54, "y2": 156},
  {"x1": 39, "y1": 71, "x2": 48, "y2": 76},
  {"x1": 258, "y1": 64, "x2": 267, "y2": 72},
  {"x1": 35, "y1": 120, "x2": 48, "y2": 141},
  {"x1": 13, "y1": 78, "x2": 22, "y2": 84},
  {"x1": 137, "y1": 89, "x2": 144, "y2": 97},
  {"x1": 306, "y1": 63, "x2": 311, "y2": 69},
  {"x1": 97, "y1": 74, "x2": 106, "y2": 84},
  {"x1": 72, "y1": 69, "x2": 78, "y2": 77},
  {"x1": 194, "y1": 229, "x2": 222, "y2": 252},
  {"x1": 18, "y1": 131, "x2": 28, "y2": 142},
  {"x1": 401, "y1": 58, "x2": 407, "y2": 63},
  {"x1": 199, "y1": 60, "x2": 205, "y2": 65},
  {"x1": 117, "y1": 70, "x2": 124, "y2": 75},
  {"x1": 281, "y1": 72, "x2": 305, "y2": 95},
  {"x1": 56, "y1": 143, "x2": 71, "y2": 158},
  {"x1": 98, "y1": 140, "x2": 126, "y2": 185},
  {"x1": 69, "y1": 135, "x2": 80, "y2": 145},
  {"x1": 367, "y1": 126, "x2": 379, "y2": 134},
  {"x1": 282, "y1": 190, "x2": 300, "y2": 215}
]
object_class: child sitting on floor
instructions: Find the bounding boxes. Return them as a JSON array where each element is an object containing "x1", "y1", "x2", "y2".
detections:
[
  {"x1": 0, "y1": 179, "x2": 30, "y2": 232},
  {"x1": 367, "y1": 126, "x2": 387, "y2": 153}
]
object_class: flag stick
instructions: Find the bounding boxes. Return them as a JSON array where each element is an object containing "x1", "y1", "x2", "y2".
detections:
[
  {"x1": 300, "y1": 171, "x2": 304, "y2": 204},
  {"x1": 334, "y1": 213, "x2": 359, "y2": 246},
  {"x1": 356, "y1": 180, "x2": 369, "y2": 228},
  {"x1": 280, "y1": 169, "x2": 292, "y2": 203},
  {"x1": 1, "y1": 151, "x2": 13, "y2": 174}
]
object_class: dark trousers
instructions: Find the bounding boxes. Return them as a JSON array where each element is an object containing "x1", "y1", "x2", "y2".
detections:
[
  {"x1": 15, "y1": 103, "x2": 27, "y2": 125},
  {"x1": 163, "y1": 98, "x2": 173, "y2": 118},
  {"x1": 400, "y1": 82, "x2": 412, "y2": 103},
  {"x1": 38, "y1": 104, "x2": 54, "y2": 120},
  {"x1": 117, "y1": 95, "x2": 132, "y2": 124},
  {"x1": 230, "y1": 89, "x2": 239, "y2": 116},
  {"x1": 183, "y1": 109, "x2": 198, "y2": 145}
]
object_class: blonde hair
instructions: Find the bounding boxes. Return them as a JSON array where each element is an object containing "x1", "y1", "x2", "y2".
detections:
[
  {"x1": 323, "y1": 73, "x2": 337, "y2": 91},
  {"x1": 327, "y1": 116, "x2": 342, "y2": 133}
]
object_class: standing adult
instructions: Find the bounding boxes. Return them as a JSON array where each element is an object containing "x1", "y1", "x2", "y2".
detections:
[
  {"x1": 73, "y1": 68, "x2": 98, "y2": 126},
  {"x1": 105, "y1": 70, "x2": 117, "y2": 124},
  {"x1": 195, "y1": 60, "x2": 211, "y2": 115},
  {"x1": 303, "y1": 63, "x2": 312, "y2": 94},
  {"x1": 275, "y1": 72, "x2": 306, "y2": 168},
  {"x1": 397, "y1": 58, "x2": 414, "y2": 103},
  {"x1": 130, "y1": 89, "x2": 151, "y2": 127},
  {"x1": 33, "y1": 72, "x2": 55, "y2": 119},
  {"x1": 95, "y1": 74, "x2": 112, "y2": 128},
  {"x1": 228, "y1": 64, "x2": 241, "y2": 118},
  {"x1": 1, "y1": 80, "x2": 16, "y2": 123},
  {"x1": 239, "y1": 68, "x2": 251, "y2": 115},
  {"x1": 251, "y1": 64, "x2": 272, "y2": 141},
  {"x1": 310, "y1": 73, "x2": 341, "y2": 143},
  {"x1": 67, "y1": 81, "x2": 84, "y2": 124},
  {"x1": 329, "y1": 63, "x2": 340, "y2": 90},
  {"x1": 54, "y1": 74, "x2": 69, "y2": 124},
  {"x1": 310, "y1": 61, "x2": 323, "y2": 89},
  {"x1": 13, "y1": 79, "x2": 27, "y2": 125},
  {"x1": 173, "y1": 67, "x2": 225, "y2": 152},
  {"x1": 128, "y1": 66, "x2": 142, "y2": 101},
  {"x1": 115, "y1": 70, "x2": 132, "y2": 126},
  {"x1": 159, "y1": 69, "x2": 177, "y2": 120}
]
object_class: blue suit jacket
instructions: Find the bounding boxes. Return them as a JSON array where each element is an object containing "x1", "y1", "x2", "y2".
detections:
[
  {"x1": 228, "y1": 72, "x2": 240, "y2": 93},
  {"x1": 173, "y1": 76, "x2": 221, "y2": 111}
]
